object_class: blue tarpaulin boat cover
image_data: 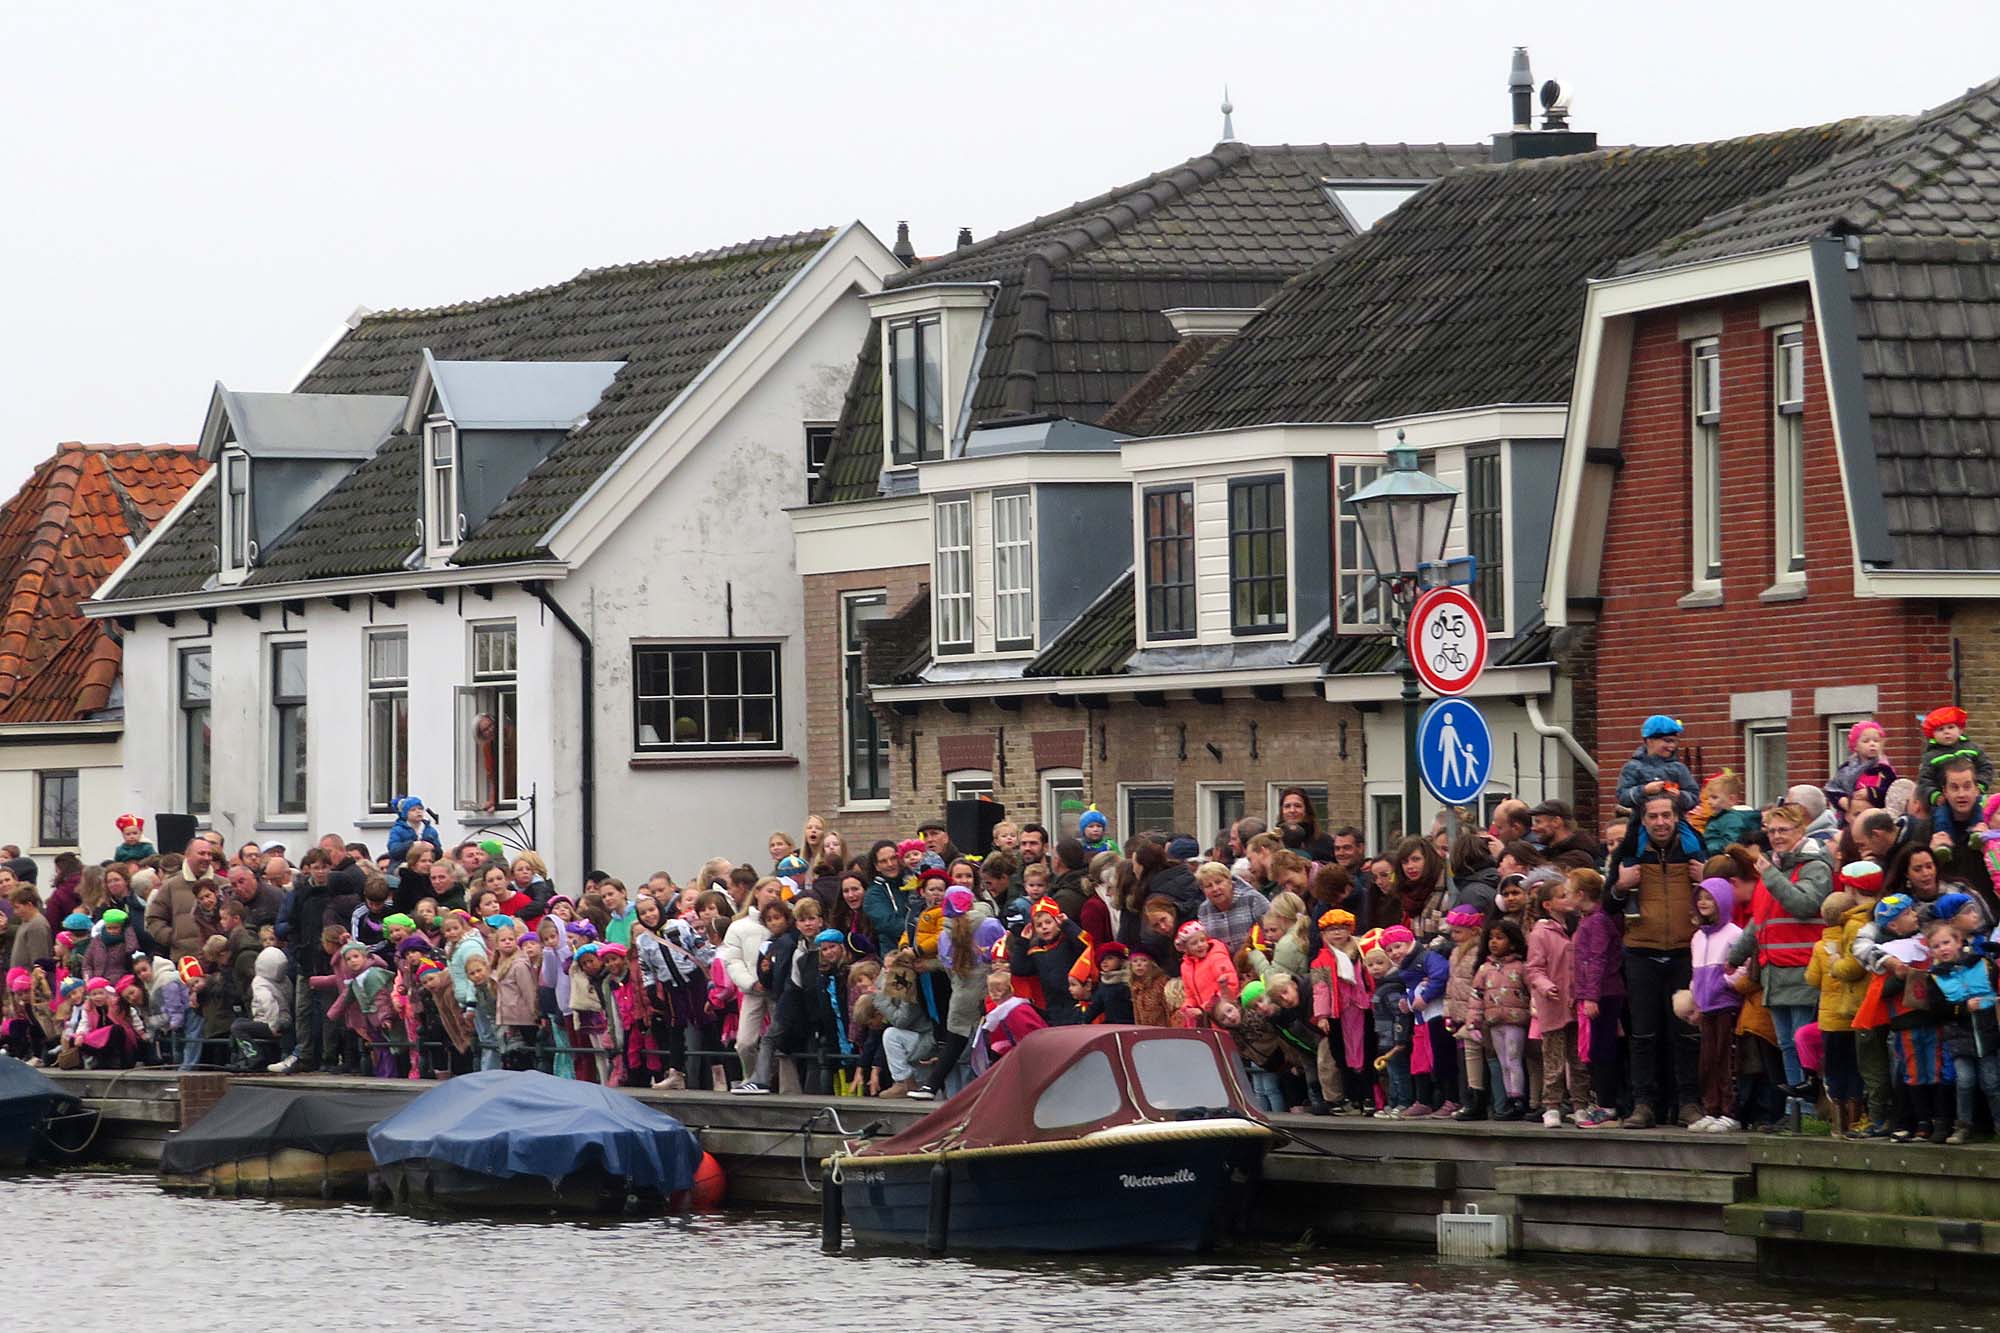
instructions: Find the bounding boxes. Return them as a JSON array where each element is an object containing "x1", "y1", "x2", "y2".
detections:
[{"x1": 367, "y1": 1070, "x2": 701, "y2": 1192}]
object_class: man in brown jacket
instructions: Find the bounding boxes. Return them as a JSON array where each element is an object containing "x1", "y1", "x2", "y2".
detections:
[
  {"x1": 1611, "y1": 793, "x2": 1703, "y2": 1129},
  {"x1": 146, "y1": 837, "x2": 217, "y2": 964}
]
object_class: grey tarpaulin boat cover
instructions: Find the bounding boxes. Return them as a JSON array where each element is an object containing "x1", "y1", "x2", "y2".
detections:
[
  {"x1": 160, "y1": 1085, "x2": 411, "y2": 1174},
  {"x1": 367, "y1": 1070, "x2": 701, "y2": 1192}
]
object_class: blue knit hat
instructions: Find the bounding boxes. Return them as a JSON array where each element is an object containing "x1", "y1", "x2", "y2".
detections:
[
  {"x1": 1641, "y1": 714, "x2": 1683, "y2": 739},
  {"x1": 1934, "y1": 892, "x2": 1975, "y2": 924},
  {"x1": 1874, "y1": 893, "x2": 1914, "y2": 927},
  {"x1": 813, "y1": 928, "x2": 845, "y2": 947}
]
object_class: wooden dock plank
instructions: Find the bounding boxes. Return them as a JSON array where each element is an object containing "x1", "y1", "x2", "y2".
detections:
[{"x1": 1494, "y1": 1165, "x2": 1748, "y2": 1204}]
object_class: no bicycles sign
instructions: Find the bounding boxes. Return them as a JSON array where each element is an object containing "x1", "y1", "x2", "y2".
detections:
[{"x1": 1405, "y1": 585, "x2": 1488, "y2": 696}]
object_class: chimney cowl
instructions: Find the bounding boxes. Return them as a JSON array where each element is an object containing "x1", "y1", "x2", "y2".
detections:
[
  {"x1": 892, "y1": 221, "x2": 917, "y2": 267},
  {"x1": 955, "y1": 226, "x2": 974, "y2": 251},
  {"x1": 1508, "y1": 47, "x2": 1534, "y2": 130}
]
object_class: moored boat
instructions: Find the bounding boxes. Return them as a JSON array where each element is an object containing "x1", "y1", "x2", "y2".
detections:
[
  {"x1": 0, "y1": 1054, "x2": 95, "y2": 1167},
  {"x1": 158, "y1": 1084, "x2": 411, "y2": 1197},
  {"x1": 367, "y1": 1069, "x2": 702, "y2": 1214},
  {"x1": 831, "y1": 1026, "x2": 1276, "y2": 1253}
]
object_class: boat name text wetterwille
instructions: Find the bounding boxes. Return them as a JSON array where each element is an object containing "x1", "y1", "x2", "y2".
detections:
[{"x1": 1118, "y1": 1169, "x2": 1197, "y2": 1189}]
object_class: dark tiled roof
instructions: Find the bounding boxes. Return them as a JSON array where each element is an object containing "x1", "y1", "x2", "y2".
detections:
[
  {"x1": 1850, "y1": 234, "x2": 2000, "y2": 570},
  {"x1": 1024, "y1": 570, "x2": 1135, "y2": 678},
  {"x1": 1620, "y1": 83, "x2": 2000, "y2": 272},
  {"x1": 1146, "y1": 124, "x2": 1891, "y2": 434},
  {"x1": 1296, "y1": 609, "x2": 1552, "y2": 674},
  {"x1": 118, "y1": 231, "x2": 836, "y2": 595},
  {"x1": 0, "y1": 445, "x2": 203, "y2": 721},
  {"x1": 1097, "y1": 335, "x2": 1224, "y2": 435},
  {"x1": 813, "y1": 143, "x2": 1484, "y2": 501}
]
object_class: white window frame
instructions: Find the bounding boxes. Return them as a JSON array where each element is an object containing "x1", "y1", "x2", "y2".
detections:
[
  {"x1": 631, "y1": 641, "x2": 782, "y2": 754},
  {"x1": 945, "y1": 768, "x2": 994, "y2": 801},
  {"x1": 992, "y1": 489, "x2": 1036, "y2": 651},
  {"x1": 840, "y1": 591, "x2": 891, "y2": 809},
  {"x1": 1226, "y1": 472, "x2": 1290, "y2": 637},
  {"x1": 1772, "y1": 326, "x2": 1807, "y2": 585},
  {"x1": 1744, "y1": 720, "x2": 1789, "y2": 810},
  {"x1": 804, "y1": 421, "x2": 836, "y2": 496},
  {"x1": 1040, "y1": 767, "x2": 1086, "y2": 842},
  {"x1": 1335, "y1": 456, "x2": 1391, "y2": 632},
  {"x1": 267, "y1": 637, "x2": 309, "y2": 821},
  {"x1": 934, "y1": 496, "x2": 973, "y2": 653},
  {"x1": 425, "y1": 417, "x2": 461, "y2": 558},
  {"x1": 1120, "y1": 782, "x2": 1177, "y2": 843},
  {"x1": 178, "y1": 643, "x2": 212, "y2": 816},
  {"x1": 219, "y1": 448, "x2": 252, "y2": 583},
  {"x1": 1826, "y1": 711, "x2": 1873, "y2": 774},
  {"x1": 1690, "y1": 339, "x2": 1723, "y2": 591},
  {"x1": 888, "y1": 317, "x2": 945, "y2": 466},
  {"x1": 457, "y1": 621, "x2": 518, "y2": 813},
  {"x1": 1370, "y1": 792, "x2": 1404, "y2": 852},
  {"x1": 365, "y1": 628, "x2": 409, "y2": 815},
  {"x1": 1197, "y1": 781, "x2": 1246, "y2": 854}
]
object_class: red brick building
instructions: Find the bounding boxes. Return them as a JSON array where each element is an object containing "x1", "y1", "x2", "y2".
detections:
[{"x1": 1548, "y1": 80, "x2": 2000, "y2": 816}]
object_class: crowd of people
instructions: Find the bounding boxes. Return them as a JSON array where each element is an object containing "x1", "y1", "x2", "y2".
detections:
[{"x1": 4, "y1": 703, "x2": 1999, "y2": 1144}]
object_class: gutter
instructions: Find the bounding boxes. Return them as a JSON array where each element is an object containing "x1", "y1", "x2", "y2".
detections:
[
  {"x1": 1525, "y1": 695, "x2": 1597, "y2": 778},
  {"x1": 86, "y1": 559, "x2": 569, "y2": 619},
  {"x1": 529, "y1": 581, "x2": 595, "y2": 876}
]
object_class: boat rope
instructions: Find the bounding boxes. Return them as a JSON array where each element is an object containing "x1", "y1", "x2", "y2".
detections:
[{"x1": 36, "y1": 1106, "x2": 104, "y2": 1157}]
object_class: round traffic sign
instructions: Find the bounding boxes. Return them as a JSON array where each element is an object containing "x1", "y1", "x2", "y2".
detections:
[
  {"x1": 1417, "y1": 698, "x2": 1492, "y2": 806},
  {"x1": 1406, "y1": 586, "x2": 1488, "y2": 697}
]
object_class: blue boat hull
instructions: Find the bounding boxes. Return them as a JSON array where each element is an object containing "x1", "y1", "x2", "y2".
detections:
[{"x1": 841, "y1": 1135, "x2": 1265, "y2": 1253}]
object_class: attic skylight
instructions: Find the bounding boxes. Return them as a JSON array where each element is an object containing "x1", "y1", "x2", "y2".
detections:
[{"x1": 1323, "y1": 180, "x2": 1429, "y2": 232}]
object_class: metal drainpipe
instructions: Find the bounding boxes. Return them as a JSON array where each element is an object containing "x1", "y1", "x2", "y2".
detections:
[
  {"x1": 529, "y1": 582, "x2": 594, "y2": 876},
  {"x1": 1524, "y1": 695, "x2": 1598, "y2": 779}
]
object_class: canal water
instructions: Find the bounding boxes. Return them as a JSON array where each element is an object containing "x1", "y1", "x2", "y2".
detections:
[{"x1": 2, "y1": 1171, "x2": 1971, "y2": 1331}]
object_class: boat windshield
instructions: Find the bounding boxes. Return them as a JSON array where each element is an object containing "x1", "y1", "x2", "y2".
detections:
[
  {"x1": 1128, "y1": 1038, "x2": 1230, "y2": 1110},
  {"x1": 1031, "y1": 1050, "x2": 1124, "y2": 1129}
]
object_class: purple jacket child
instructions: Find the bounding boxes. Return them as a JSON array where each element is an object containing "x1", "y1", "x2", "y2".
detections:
[{"x1": 1571, "y1": 903, "x2": 1628, "y2": 1007}]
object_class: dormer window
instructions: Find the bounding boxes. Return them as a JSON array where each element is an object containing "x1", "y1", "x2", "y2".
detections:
[
  {"x1": 425, "y1": 417, "x2": 460, "y2": 556},
  {"x1": 890, "y1": 318, "x2": 945, "y2": 465},
  {"x1": 220, "y1": 448, "x2": 252, "y2": 578}
]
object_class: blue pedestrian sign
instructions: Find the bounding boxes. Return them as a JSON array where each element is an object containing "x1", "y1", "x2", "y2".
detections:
[{"x1": 1417, "y1": 698, "x2": 1491, "y2": 806}]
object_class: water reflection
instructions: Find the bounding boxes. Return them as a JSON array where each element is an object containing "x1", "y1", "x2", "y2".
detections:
[{"x1": 0, "y1": 1172, "x2": 1962, "y2": 1332}]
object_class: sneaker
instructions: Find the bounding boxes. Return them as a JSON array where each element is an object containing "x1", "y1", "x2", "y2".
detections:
[
  {"x1": 1706, "y1": 1116, "x2": 1742, "y2": 1134},
  {"x1": 1431, "y1": 1102, "x2": 1461, "y2": 1119},
  {"x1": 1541, "y1": 1108, "x2": 1562, "y2": 1128},
  {"x1": 1621, "y1": 1105, "x2": 1658, "y2": 1130},
  {"x1": 729, "y1": 1081, "x2": 771, "y2": 1096},
  {"x1": 266, "y1": 1055, "x2": 299, "y2": 1075},
  {"x1": 1403, "y1": 1103, "x2": 1435, "y2": 1119},
  {"x1": 1575, "y1": 1106, "x2": 1616, "y2": 1129},
  {"x1": 1686, "y1": 1115, "x2": 1717, "y2": 1133},
  {"x1": 1374, "y1": 1106, "x2": 1403, "y2": 1120},
  {"x1": 908, "y1": 1087, "x2": 936, "y2": 1101},
  {"x1": 651, "y1": 1070, "x2": 686, "y2": 1091},
  {"x1": 1947, "y1": 1124, "x2": 1972, "y2": 1145},
  {"x1": 1677, "y1": 1102, "x2": 1707, "y2": 1129}
]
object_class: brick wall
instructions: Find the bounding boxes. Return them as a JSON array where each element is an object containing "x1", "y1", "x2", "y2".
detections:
[
  {"x1": 886, "y1": 692, "x2": 1366, "y2": 845},
  {"x1": 1592, "y1": 291, "x2": 1953, "y2": 810},
  {"x1": 1955, "y1": 605, "x2": 2000, "y2": 725},
  {"x1": 801, "y1": 566, "x2": 927, "y2": 848}
]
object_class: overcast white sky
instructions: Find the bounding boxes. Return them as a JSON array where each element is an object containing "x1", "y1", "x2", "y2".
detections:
[{"x1": 3, "y1": 1, "x2": 1997, "y2": 496}]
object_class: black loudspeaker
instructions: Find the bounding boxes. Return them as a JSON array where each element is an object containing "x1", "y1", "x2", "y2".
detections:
[
  {"x1": 154, "y1": 813, "x2": 199, "y2": 856},
  {"x1": 945, "y1": 798, "x2": 1006, "y2": 859}
]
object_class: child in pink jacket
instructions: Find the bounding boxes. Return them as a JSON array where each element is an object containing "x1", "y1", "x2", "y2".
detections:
[
  {"x1": 1526, "y1": 876, "x2": 1584, "y2": 1127},
  {"x1": 1176, "y1": 921, "x2": 1239, "y2": 1023}
]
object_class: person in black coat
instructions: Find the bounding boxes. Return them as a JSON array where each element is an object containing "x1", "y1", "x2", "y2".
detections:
[
  {"x1": 1132, "y1": 837, "x2": 1203, "y2": 924},
  {"x1": 1010, "y1": 900, "x2": 1088, "y2": 1024}
]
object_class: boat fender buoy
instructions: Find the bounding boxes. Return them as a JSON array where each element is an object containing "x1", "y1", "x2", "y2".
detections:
[
  {"x1": 690, "y1": 1152, "x2": 726, "y2": 1210},
  {"x1": 925, "y1": 1162, "x2": 951, "y2": 1256},
  {"x1": 820, "y1": 1163, "x2": 843, "y2": 1254}
]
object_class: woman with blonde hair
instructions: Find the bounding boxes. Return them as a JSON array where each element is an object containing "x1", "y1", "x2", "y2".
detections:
[
  {"x1": 509, "y1": 848, "x2": 552, "y2": 909},
  {"x1": 800, "y1": 814, "x2": 827, "y2": 867},
  {"x1": 77, "y1": 865, "x2": 109, "y2": 918},
  {"x1": 688, "y1": 856, "x2": 733, "y2": 903}
]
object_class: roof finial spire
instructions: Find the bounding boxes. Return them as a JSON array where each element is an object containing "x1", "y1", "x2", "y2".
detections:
[{"x1": 1220, "y1": 85, "x2": 1236, "y2": 143}]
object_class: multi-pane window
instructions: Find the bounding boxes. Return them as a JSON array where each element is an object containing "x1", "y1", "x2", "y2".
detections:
[
  {"x1": 1124, "y1": 784, "x2": 1176, "y2": 841},
  {"x1": 889, "y1": 319, "x2": 945, "y2": 464},
  {"x1": 633, "y1": 643, "x2": 780, "y2": 752},
  {"x1": 1745, "y1": 722, "x2": 1789, "y2": 809},
  {"x1": 1827, "y1": 713, "x2": 1873, "y2": 773},
  {"x1": 222, "y1": 451, "x2": 250, "y2": 572},
  {"x1": 805, "y1": 423, "x2": 836, "y2": 494},
  {"x1": 947, "y1": 770, "x2": 994, "y2": 800},
  {"x1": 1143, "y1": 486, "x2": 1195, "y2": 640},
  {"x1": 1691, "y1": 340, "x2": 1723, "y2": 585},
  {"x1": 1371, "y1": 793, "x2": 1404, "y2": 851},
  {"x1": 457, "y1": 623, "x2": 518, "y2": 810},
  {"x1": 841, "y1": 592, "x2": 890, "y2": 803},
  {"x1": 1228, "y1": 474, "x2": 1288, "y2": 634},
  {"x1": 993, "y1": 491, "x2": 1034, "y2": 649},
  {"x1": 1774, "y1": 328, "x2": 1806, "y2": 577},
  {"x1": 1336, "y1": 460, "x2": 1389, "y2": 629},
  {"x1": 1041, "y1": 769, "x2": 1086, "y2": 841},
  {"x1": 934, "y1": 497, "x2": 973, "y2": 651},
  {"x1": 427, "y1": 420, "x2": 459, "y2": 553},
  {"x1": 36, "y1": 770, "x2": 78, "y2": 848},
  {"x1": 179, "y1": 647, "x2": 211, "y2": 813},
  {"x1": 366, "y1": 630, "x2": 409, "y2": 813},
  {"x1": 1465, "y1": 447, "x2": 1505, "y2": 631},
  {"x1": 270, "y1": 642, "x2": 308, "y2": 815},
  {"x1": 1202, "y1": 784, "x2": 1246, "y2": 853}
]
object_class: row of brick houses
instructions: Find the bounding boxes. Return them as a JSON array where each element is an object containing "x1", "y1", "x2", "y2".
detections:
[
  {"x1": 45, "y1": 55, "x2": 2000, "y2": 881},
  {"x1": 793, "y1": 72, "x2": 2000, "y2": 851}
]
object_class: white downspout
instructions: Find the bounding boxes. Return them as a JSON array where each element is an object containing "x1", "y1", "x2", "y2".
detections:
[{"x1": 1526, "y1": 695, "x2": 1598, "y2": 778}]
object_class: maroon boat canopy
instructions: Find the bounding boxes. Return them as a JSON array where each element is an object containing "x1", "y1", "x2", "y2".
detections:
[{"x1": 857, "y1": 1025, "x2": 1262, "y2": 1157}]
